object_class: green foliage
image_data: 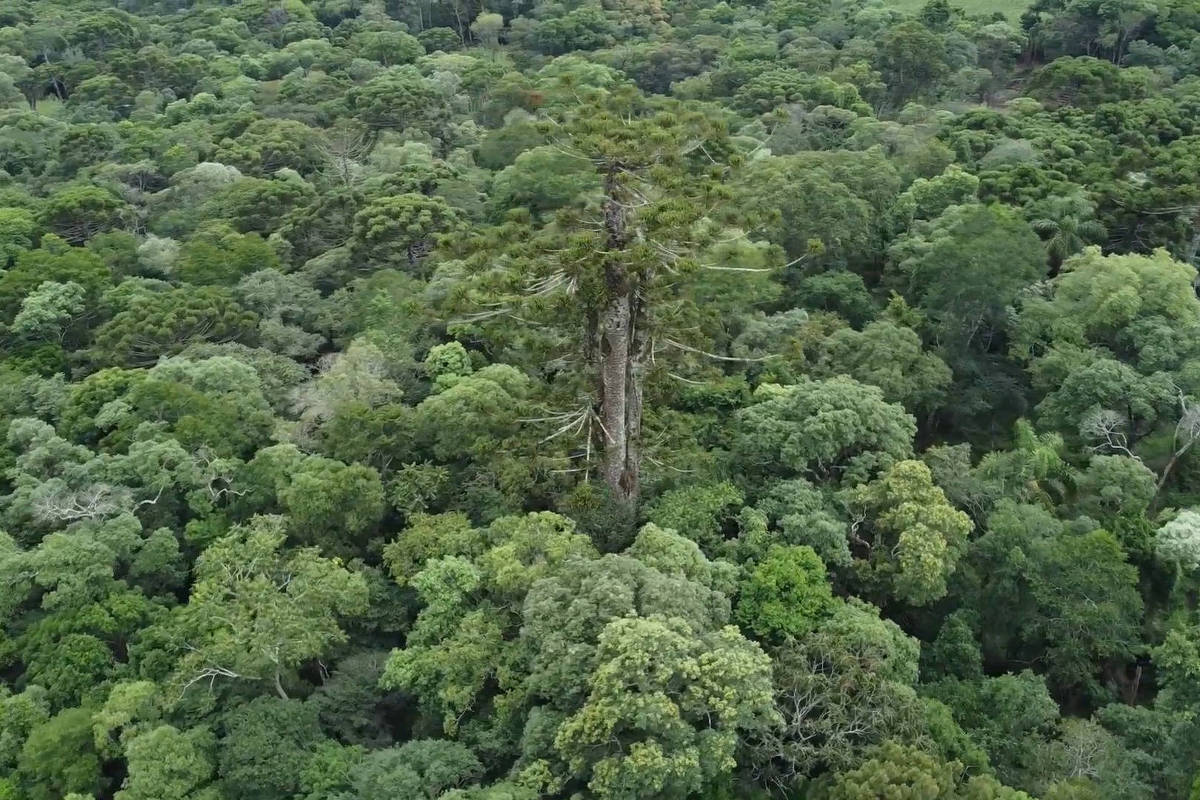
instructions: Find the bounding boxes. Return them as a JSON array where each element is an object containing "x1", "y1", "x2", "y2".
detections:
[
  {"x1": 350, "y1": 739, "x2": 482, "y2": 799},
  {"x1": 924, "y1": 611, "x2": 984, "y2": 681},
  {"x1": 91, "y1": 287, "x2": 258, "y2": 367},
  {"x1": 0, "y1": 686, "x2": 49, "y2": 773},
  {"x1": 18, "y1": 707, "x2": 104, "y2": 800},
  {"x1": 175, "y1": 229, "x2": 279, "y2": 286},
  {"x1": 734, "y1": 377, "x2": 916, "y2": 487},
  {"x1": 963, "y1": 502, "x2": 1145, "y2": 697},
  {"x1": 736, "y1": 545, "x2": 835, "y2": 641},
  {"x1": 381, "y1": 512, "x2": 596, "y2": 733},
  {"x1": 735, "y1": 156, "x2": 880, "y2": 264},
  {"x1": 1027, "y1": 528, "x2": 1143, "y2": 694},
  {"x1": 0, "y1": 206, "x2": 36, "y2": 265},
  {"x1": 352, "y1": 30, "x2": 424, "y2": 66},
  {"x1": 306, "y1": 651, "x2": 397, "y2": 748},
  {"x1": 117, "y1": 725, "x2": 217, "y2": 800},
  {"x1": 817, "y1": 320, "x2": 952, "y2": 413},
  {"x1": 879, "y1": 21, "x2": 952, "y2": 102},
  {"x1": 215, "y1": 119, "x2": 325, "y2": 176},
  {"x1": 0, "y1": 2, "x2": 1198, "y2": 798},
  {"x1": 924, "y1": 671, "x2": 1059, "y2": 787},
  {"x1": 122, "y1": 355, "x2": 277, "y2": 456},
  {"x1": 1157, "y1": 509, "x2": 1200, "y2": 571},
  {"x1": 348, "y1": 66, "x2": 442, "y2": 130},
  {"x1": 841, "y1": 459, "x2": 973, "y2": 607},
  {"x1": 749, "y1": 599, "x2": 925, "y2": 785},
  {"x1": 1014, "y1": 248, "x2": 1199, "y2": 370},
  {"x1": 277, "y1": 452, "x2": 387, "y2": 556},
  {"x1": 10, "y1": 280, "x2": 86, "y2": 342},
  {"x1": 1027, "y1": 57, "x2": 1152, "y2": 108},
  {"x1": 172, "y1": 516, "x2": 369, "y2": 700},
  {"x1": 751, "y1": 478, "x2": 851, "y2": 567},
  {"x1": 489, "y1": 145, "x2": 598, "y2": 217},
  {"x1": 892, "y1": 165, "x2": 980, "y2": 229},
  {"x1": 38, "y1": 184, "x2": 130, "y2": 244},
  {"x1": 551, "y1": 616, "x2": 777, "y2": 799},
  {"x1": 352, "y1": 193, "x2": 464, "y2": 271},
  {"x1": 644, "y1": 481, "x2": 744, "y2": 554},
  {"x1": 889, "y1": 203, "x2": 1045, "y2": 352},
  {"x1": 520, "y1": 549, "x2": 733, "y2": 705},
  {"x1": 218, "y1": 697, "x2": 322, "y2": 800},
  {"x1": 0, "y1": 243, "x2": 111, "y2": 323},
  {"x1": 819, "y1": 741, "x2": 957, "y2": 800}
]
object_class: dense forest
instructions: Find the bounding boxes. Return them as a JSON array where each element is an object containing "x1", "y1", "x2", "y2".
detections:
[{"x1": 4, "y1": 0, "x2": 1200, "y2": 797}]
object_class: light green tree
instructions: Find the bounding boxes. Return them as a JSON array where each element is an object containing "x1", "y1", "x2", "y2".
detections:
[
  {"x1": 550, "y1": 616, "x2": 777, "y2": 800},
  {"x1": 0, "y1": 207, "x2": 36, "y2": 265},
  {"x1": 116, "y1": 725, "x2": 218, "y2": 800},
  {"x1": 10, "y1": 280, "x2": 86, "y2": 343},
  {"x1": 171, "y1": 515, "x2": 368, "y2": 700},
  {"x1": 840, "y1": 459, "x2": 973, "y2": 607},
  {"x1": 733, "y1": 377, "x2": 915, "y2": 488},
  {"x1": 736, "y1": 545, "x2": 835, "y2": 642}
]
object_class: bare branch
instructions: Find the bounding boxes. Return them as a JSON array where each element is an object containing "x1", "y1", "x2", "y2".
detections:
[
  {"x1": 1080, "y1": 408, "x2": 1141, "y2": 461},
  {"x1": 663, "y1": 337, "x2": 779, "y2": 363}
]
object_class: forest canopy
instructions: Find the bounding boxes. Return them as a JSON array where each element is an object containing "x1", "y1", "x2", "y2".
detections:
[{"x1": 2, "y1": 0, "x2": 1200, "y2": 798}]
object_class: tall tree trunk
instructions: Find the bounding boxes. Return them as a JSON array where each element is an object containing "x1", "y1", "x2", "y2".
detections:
[
  {"x1": 597, "y1": 169, "x2": 642, "y2": 505},
  {"x1": 600, "y1": 291, "x2": 636, "y2": 502}
]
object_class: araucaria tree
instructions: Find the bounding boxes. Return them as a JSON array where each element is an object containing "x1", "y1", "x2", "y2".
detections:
[{"x1": 447, "y1": 85, "x2": 775, "y2": 506}]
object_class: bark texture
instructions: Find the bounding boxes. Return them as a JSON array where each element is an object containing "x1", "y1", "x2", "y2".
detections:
[{"x1": 598, "y1": 167, "x2": 643, "y2": 505}]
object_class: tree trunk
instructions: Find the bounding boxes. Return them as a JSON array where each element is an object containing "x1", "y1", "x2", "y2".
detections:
[
  {"x1": 597, "y1": 169, "x2": 642, "y2": 506},
  {"x1": 600, "y1": 292, "x2": 637, "y2": 503}
]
